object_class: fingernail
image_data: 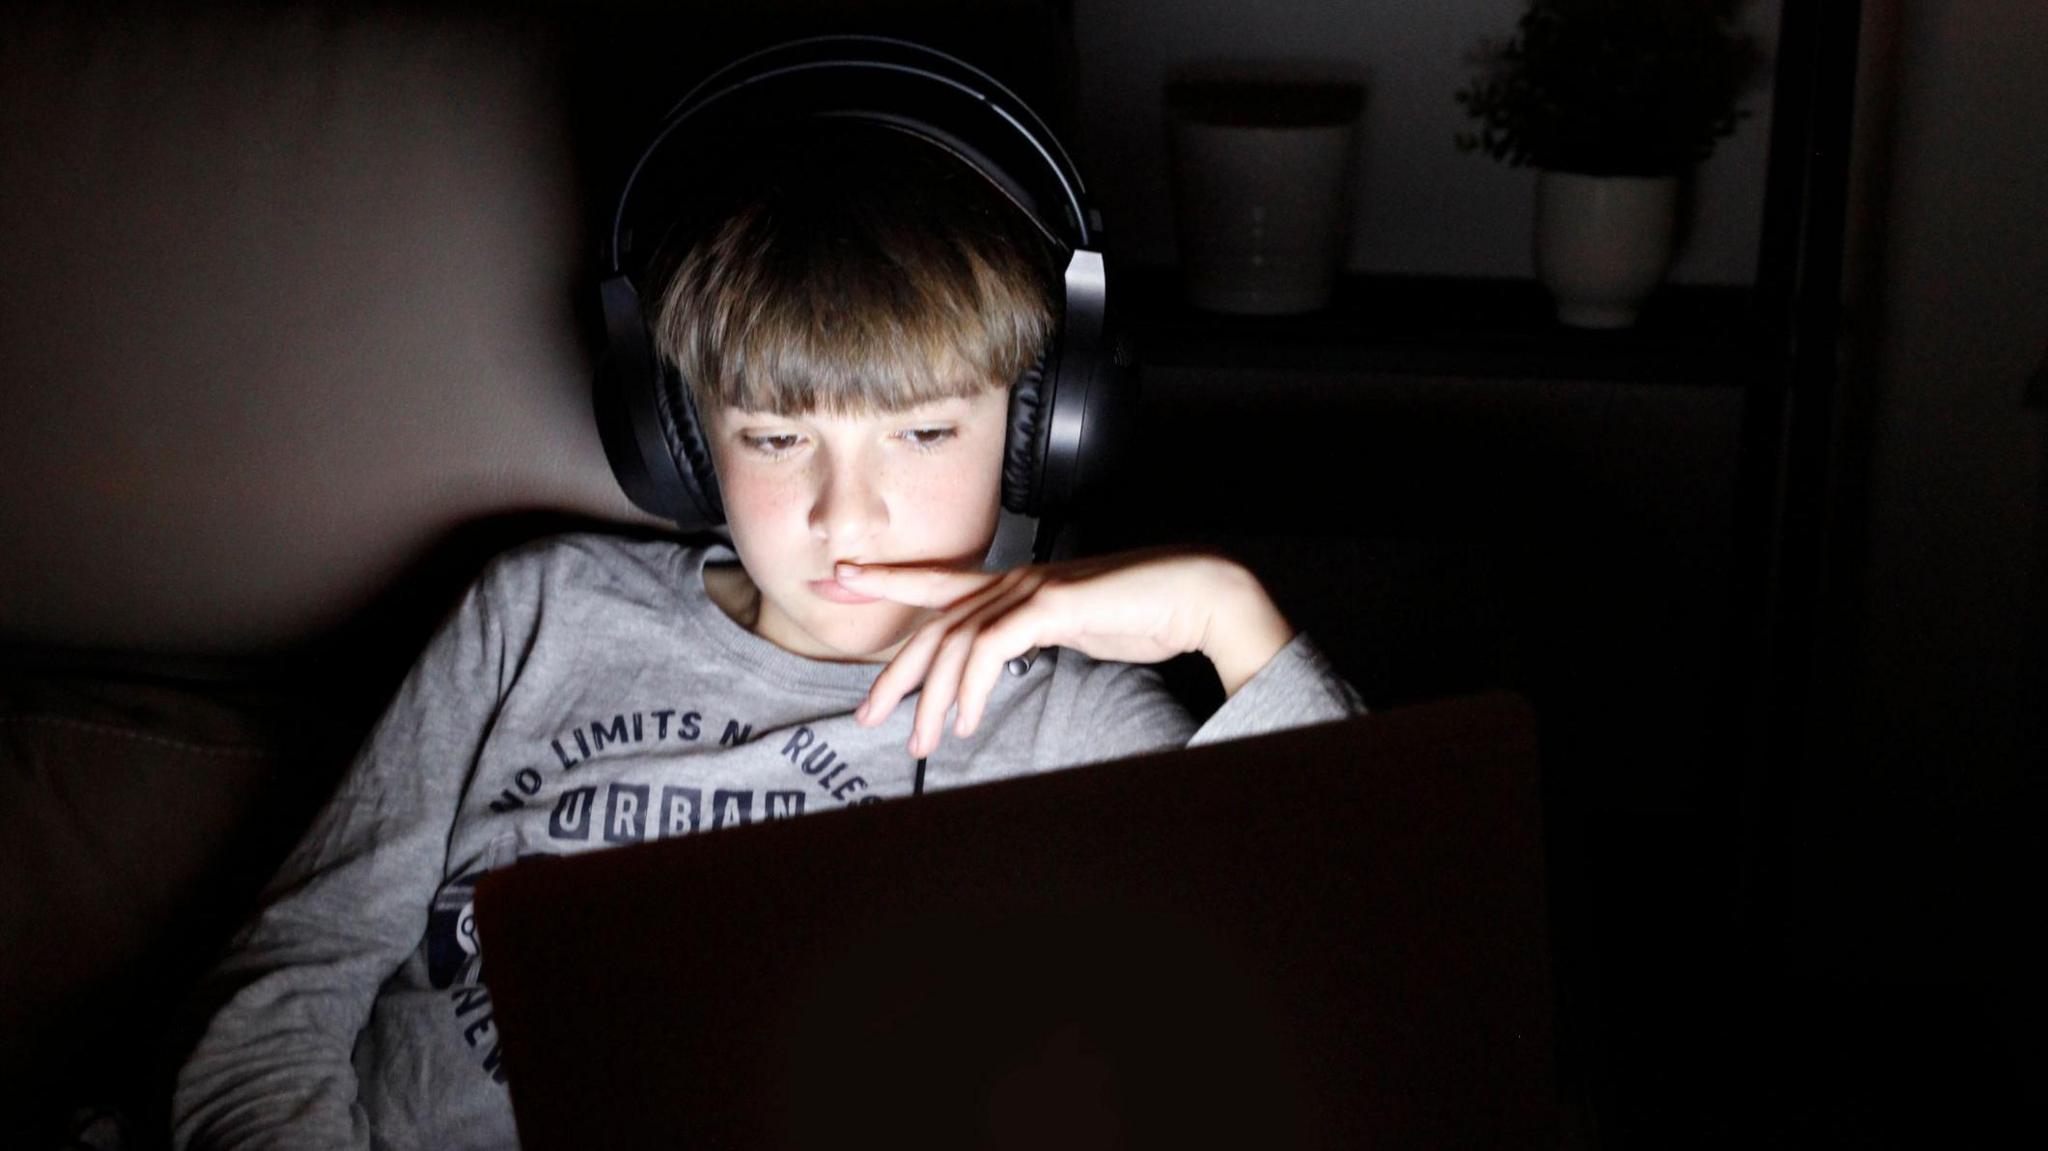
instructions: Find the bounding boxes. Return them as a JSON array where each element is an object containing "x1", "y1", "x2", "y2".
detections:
[
  {"x1": 854, "y1": 700, "x2": 870, "y2": 723},
  {"x1": 835, "y1": 562, "x2": 862, "y2": 579}
]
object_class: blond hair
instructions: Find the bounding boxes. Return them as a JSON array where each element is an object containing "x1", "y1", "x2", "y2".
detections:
[{"x1": 649, "y1": 125, "x2": 1063, "y2": 419}]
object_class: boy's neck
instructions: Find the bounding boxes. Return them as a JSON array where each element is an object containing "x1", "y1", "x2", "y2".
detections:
[{"x1": 702, "y1": 561, "x2": 761, "y2": 631}]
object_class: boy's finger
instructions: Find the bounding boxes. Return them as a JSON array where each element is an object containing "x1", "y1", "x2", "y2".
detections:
[
  {"x1": 910, "y1": 623, "x2": 981, "y2": 758},
  {"x1": 858, "y1": 620, "x2": 947, "y2": 729},
  {"x1": 857, "y1": 578, "x2": 1016, "y2": 728},
  {"x1": 834, "y1": 562, "x2": 997, "y2": 608},
  {"x1": 954, "y1": 619, "x2": 1037, "y2": 738},
  {"x1": 913, "y1": 580, "x2": 1037, "y2": 752},
  {"x1": 950, "y1": 589, "x2": 1048, "y2": 738},
  {"x1": 856, "y1": 567, "x2": 1031, "y2": 727}
]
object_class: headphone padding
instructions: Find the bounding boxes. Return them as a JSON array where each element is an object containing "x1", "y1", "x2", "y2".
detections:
[
  {"x1": 655, "y1": 362, "x2": 725, "y2": 525},
  {"x1": 1002, "y1": 349, "x2": 1049, "y2": 515}
]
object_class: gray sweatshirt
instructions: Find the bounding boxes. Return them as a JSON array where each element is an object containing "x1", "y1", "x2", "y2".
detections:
[{"x1": 172, "y1": 533, "x2": 1366, "y2": 1150}]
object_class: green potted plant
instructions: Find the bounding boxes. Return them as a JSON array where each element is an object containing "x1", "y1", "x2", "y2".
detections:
[{"x1": 1456, "y1": 0, "x2": 1761, "y2": 327}]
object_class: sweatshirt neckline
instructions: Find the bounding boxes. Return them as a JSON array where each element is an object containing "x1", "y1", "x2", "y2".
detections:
[{"x1": 675, "y1": 541, "x2": 885, "y2": 697}]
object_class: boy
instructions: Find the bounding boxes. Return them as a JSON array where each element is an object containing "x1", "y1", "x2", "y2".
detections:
[{"x1": 173, "y1": 123, "x2": 1365, "y2": 1149}]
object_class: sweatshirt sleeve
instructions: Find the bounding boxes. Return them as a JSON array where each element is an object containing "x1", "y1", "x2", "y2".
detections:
[
  {"x1": 172, "y1": 567, "x2": 518, "y2": 1151},
  {"x1": 1041, "y1": 632, "x2": 1365, "y2": 770},
  {"x1": 1187, "y1": 631, "x2": 1368, "y2": 746}
]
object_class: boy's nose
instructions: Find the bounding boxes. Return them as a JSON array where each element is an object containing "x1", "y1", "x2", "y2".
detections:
[{"x1": 807, "y1": 461, "x2": 888, "y2": 546}]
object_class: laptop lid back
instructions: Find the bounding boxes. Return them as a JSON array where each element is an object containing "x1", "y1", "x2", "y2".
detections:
[{"x1": 475, "y1": 693, "x2": 1555, "y2": 1149}]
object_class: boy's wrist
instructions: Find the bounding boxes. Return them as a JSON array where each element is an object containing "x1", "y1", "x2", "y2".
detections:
[{"x1": 1195, "y1": 557, "x2": 1296, "y2": 698}]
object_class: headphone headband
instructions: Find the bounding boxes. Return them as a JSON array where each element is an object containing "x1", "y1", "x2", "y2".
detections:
[{"x1": 607, "y1": 35, "x2": 1096, "y2": 277}]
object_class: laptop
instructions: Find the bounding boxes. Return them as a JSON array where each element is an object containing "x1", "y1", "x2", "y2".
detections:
[{"x1": 474, "y1": 693, "x2": 1556, "y2": 1150}]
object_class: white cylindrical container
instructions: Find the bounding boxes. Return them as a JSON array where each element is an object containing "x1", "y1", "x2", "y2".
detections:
[
  {"x1": 1167, "y1": 73, "x2": 1364, "y2": 315},
  {"x1": 1533, "y1": 170, "x2": 1681, "y2": 329}
]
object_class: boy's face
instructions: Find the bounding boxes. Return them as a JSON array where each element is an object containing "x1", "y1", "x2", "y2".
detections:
[{"x1": 709, "y1": 386, "x2": 1010, "y2": 663}]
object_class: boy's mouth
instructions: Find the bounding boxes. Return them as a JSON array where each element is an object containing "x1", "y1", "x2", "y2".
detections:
[{"x1": 808, "y1": 578, "x2": 881, "y2": 606}]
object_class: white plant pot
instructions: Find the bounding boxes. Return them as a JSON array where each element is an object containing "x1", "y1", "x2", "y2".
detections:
[{"x1": 1532, "y1": 170, "x2": 1680, "y2": 329}]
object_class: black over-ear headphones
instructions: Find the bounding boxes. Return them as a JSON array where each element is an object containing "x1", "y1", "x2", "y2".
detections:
[{"x1": 593, "y1": 34, "x2": 1136, "y2": 571}]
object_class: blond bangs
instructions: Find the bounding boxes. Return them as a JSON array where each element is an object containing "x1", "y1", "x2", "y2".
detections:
[{"x1": 650, "y1": 133, "x2": 1062, "y2": 419}]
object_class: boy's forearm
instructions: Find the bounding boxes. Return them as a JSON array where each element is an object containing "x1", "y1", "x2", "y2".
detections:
[{"x1": 1196, "y1": 559, "x2": 1297, "y2": 697}]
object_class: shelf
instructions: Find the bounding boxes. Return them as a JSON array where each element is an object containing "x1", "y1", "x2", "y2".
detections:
[{"x1": 1120, "y1": 267, "x2": 1772, "y2": 387}]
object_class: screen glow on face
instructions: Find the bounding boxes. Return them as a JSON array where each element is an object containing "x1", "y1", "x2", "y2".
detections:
[{"x1": 709, "y1": 388, "x2": 1009, "y2": 663}]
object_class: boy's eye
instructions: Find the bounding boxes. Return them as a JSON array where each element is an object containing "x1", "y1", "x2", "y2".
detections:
[
  {"x1": 899, "y1": 427, "x2": 957, "y2": 452},
  {"x1": 742, "y1": 433, "x2": 805, "y2": 457}
]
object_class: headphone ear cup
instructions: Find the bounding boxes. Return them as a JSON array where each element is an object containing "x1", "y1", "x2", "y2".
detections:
[
  {"x1": 1002, "y1": 349, "x2": 1049, "y2": 515},
  {"x1": 656, "y1": 362, "x2": 726, "y2": 526},
  {"x1": 594, "y1": 348, "x2": 666, "y2": 520}
]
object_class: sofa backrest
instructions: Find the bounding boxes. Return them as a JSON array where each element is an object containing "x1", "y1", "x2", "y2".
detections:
[
  {"x1": 1, "y1": 0, "x2": 1077, "y2": 667},
  {"x1": 0, "y1": 1, "x2": 648, "y2": 656}
]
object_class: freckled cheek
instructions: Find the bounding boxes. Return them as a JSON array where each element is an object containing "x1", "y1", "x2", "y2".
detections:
[
  {"x1": 921, "y1": 479, "x2": 993, "y2": 536},
  {"x1": 716, "y1": 471, "x2": 813, "y2": 572},
  {"x1": 899, "y1": 447, "x2": 1003, "y2": 546},
  {"x1": 719, "y1": 467, "x2": 802, "y2": 527}
]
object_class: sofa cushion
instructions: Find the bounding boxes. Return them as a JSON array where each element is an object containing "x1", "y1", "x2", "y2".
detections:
[{"x1": 0, "y1": 666, "x2": 351, "y2": 1145}]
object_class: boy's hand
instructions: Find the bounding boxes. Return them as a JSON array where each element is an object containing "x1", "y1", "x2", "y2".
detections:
[{"x1": 840, "y1": 547, "x2": 1295, "y2": 759}]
